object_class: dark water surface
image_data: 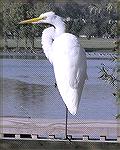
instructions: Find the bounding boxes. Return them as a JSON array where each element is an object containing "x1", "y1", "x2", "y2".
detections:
[{"x1": 0, "y1": 59, "x2": 117, "y2": 120}]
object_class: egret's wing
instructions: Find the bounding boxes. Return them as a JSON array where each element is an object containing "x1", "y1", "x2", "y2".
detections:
[
  {"x1": 68, "y1": 45, "x2": 87, "y2": 89},
  {"x1": 52, "y1": 33, "x2": 87, "y2": 115}
]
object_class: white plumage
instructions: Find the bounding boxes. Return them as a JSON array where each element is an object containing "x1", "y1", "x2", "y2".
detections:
[
  {"x1": 19, "y1": 11, "x2": 87, "y2": 115},
  {"x1": 51, "y1": 33, "x2": 87, "y2": 115}
]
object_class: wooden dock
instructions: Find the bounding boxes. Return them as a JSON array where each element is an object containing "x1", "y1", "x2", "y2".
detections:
[
  {"x1": 0, "y1": 117, "x2": 120, "y2": 142},
  {"x1": 0, "y1": 117, "x2": 120, "y2": 150}
]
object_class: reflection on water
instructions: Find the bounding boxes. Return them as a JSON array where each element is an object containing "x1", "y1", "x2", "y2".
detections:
[{"x1": 0, "y1": 59, "x2": 117, "y2": 120}]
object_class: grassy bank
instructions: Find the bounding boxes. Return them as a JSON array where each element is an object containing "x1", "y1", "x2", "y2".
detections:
[{"x1": 0, "y1": 38, "x2": 115, "y2": 51}]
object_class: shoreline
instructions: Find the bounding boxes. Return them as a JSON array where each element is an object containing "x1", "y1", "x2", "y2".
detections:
[{"x1": 0, "y1": 51, "x2": 116, "y2": 60}]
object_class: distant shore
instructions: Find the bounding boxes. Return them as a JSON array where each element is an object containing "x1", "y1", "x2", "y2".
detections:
[{"x1": 0, "y1": 38, "x2": 116, "y2": 51}]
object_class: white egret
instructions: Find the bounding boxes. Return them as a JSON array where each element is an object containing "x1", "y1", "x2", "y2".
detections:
[{"x1": 19, "y1": 11, "x2": 87, "y2": 139}]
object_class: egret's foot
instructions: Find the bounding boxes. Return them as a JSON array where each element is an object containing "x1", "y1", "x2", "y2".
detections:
[{"x1": 64, "y1": 135, "x2": 72, "y2": 142}]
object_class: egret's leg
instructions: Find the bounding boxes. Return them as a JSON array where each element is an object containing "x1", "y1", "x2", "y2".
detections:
[{"x1": 65, "y1": 105, "x2": 68, "y2": 139}]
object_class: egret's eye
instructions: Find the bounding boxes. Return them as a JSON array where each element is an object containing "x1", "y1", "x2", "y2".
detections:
[
  {"x1": 42, "y1": 16, "x2": 47, "y2": 20},
  {"x1": 44, "y1": 23, "x2": 54, "y2": 28}
]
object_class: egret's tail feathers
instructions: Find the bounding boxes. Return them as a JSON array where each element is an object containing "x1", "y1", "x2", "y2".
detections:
[
  {"x1": 68, "y1": 107, "x2": 77, "y2": 115},
  {"x1": 65, "y1": 95, "x2": 80, "y2": 115},
  {"x1": 59, "y1": 86, "x2": 82, "y2": 116}
]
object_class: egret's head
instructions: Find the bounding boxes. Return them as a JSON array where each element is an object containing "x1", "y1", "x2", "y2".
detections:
[
  {"x1": 19, "y1": 11, "x2": 65, "y2": 37},
  {"x1": 19, "y1": 11, "x2": 57, "y2": 26}
]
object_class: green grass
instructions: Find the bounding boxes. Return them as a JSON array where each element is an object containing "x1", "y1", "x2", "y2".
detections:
[{"x1": 80, "y1": 38, "x2": 115, "y2": 49}]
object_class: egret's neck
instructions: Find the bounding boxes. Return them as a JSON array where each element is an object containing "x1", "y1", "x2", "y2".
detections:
[
  {"x1": 41, "y1": 27, "x2": 55, "y2": 63},
  {"x1": 54, "y1": 17, "x2": 65, "y2": 38},
  {"x1": 41, "y1": 17, "x2": 65, "y2": 63}
]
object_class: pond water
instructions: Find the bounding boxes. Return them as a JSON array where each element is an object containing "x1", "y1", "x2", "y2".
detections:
[{"x1": 0, "y1": 58, "x2": 117, "y2": 120}]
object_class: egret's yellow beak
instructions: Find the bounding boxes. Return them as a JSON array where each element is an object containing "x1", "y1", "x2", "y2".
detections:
[{"x1": 19, "y1": 17, "x2": 42, "y2": 24}]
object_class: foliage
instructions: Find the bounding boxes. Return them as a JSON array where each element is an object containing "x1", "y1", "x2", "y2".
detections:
[
  {"x1": 98, "y1": 63, "x2": 117, "y2": 86},
  {"x1": 98, "y1": 0, "x2": 120, "y2": 117},
  {"x1": 98, "y1": 36, "x2": 120, "y2": 119},
  {"x1": 1, "y1": 0, "x2": 118, "y2": 40},
  {"x1": 117, "y1": 1, "x2": 120, "y2": 36}
]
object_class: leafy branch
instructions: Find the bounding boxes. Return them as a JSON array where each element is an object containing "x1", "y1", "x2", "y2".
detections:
[
  {"x1": 98, "y1": 63, "x2": 118, "y2": 86},
  {"x1": 98, "y1": 37, "x2": 120, "y2": 119}
]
